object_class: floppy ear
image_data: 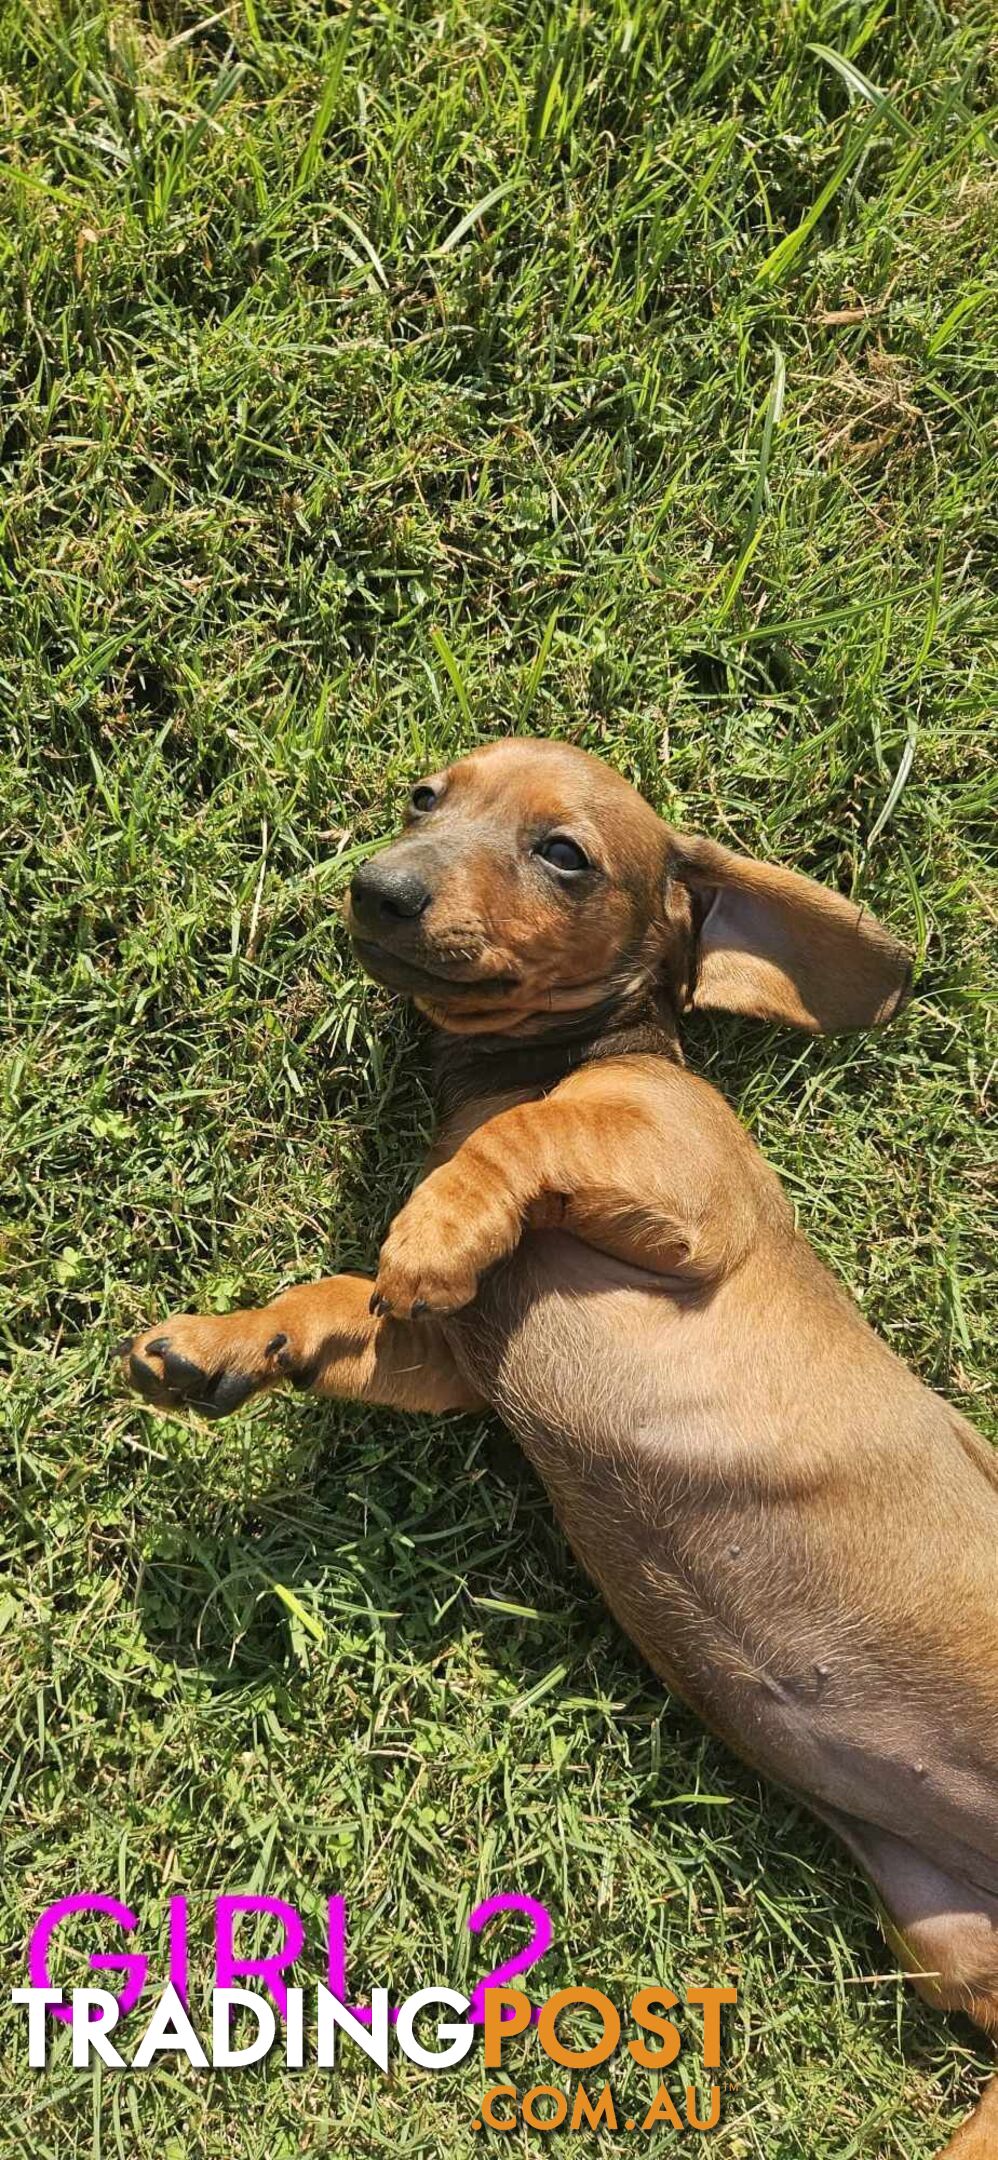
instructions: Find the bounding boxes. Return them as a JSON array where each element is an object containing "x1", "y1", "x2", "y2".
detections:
[{"x1": 667, "y1": 831, "x2": 912, "y2": 1034}]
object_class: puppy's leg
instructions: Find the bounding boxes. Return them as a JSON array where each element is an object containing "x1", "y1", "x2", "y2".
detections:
[
  {"x1": 937, "y1": 2083, "x2": 998, "y2": 2158},
  {"x1": 829, "y1": 1817, "x2": 998, "y2": 2159},
  {"x1": 120, "y1": 1275, "x2": 484, "y2": 1418},
  {"x1": 373, "y1": 1054, "x2": 765, "y2": 1318}
]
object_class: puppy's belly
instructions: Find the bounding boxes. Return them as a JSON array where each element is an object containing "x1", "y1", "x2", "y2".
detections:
[
  {"x1": 445, "y1": 1231, "x2": 998, "y2": 1893},
  {"x1": 446, "y1": 1227, "x2": 705, "y2": 1429}
]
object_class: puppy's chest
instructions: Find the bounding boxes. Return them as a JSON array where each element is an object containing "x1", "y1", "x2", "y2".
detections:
[{"x1": 444, "y1": 1230, "x2": 680, "y2": 1445}]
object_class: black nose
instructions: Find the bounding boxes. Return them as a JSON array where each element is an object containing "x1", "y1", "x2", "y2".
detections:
[{"x1": 350, "y1": 856, "x2": 433, "y2": 926}]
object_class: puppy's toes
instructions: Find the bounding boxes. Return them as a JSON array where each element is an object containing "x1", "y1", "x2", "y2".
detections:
[
  {"x1": 118, "y1": 1313, "x2": 285, "y2": 1419},
  {"x1": 371, "y1": 1250, "x2": 480, "y2": 1321}
]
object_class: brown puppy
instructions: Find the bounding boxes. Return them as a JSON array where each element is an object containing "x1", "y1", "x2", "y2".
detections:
[{"x1": 121, "y1": 739, "x2": 998, "y2": 2155}]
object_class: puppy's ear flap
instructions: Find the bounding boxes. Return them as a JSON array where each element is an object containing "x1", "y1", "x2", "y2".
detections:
[{"x1": 668, "y1": 831, "x2": 912, "y2": 1034}]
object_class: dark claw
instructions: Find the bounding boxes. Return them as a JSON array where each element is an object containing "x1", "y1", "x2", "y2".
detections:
[
  {"x1": 156, "y1": 1350, "x2": 247, "y2": 1414},
  {"x1": 159, "y1": 1348, "x2": 212, "y2": 1391},
  {"x1": 411, "y1": 1299, "x2": 428, "y2": 1317},
  {"x1": 370, "y1": 1292, "x2": 390, "y2": 1317},
  {"x1": 144, "y1": 1337, "x2": 170, "y2": 1357},
  {"x1": 116, "y1": 1335, "x2": 135, "y2": 1360},
  {"x1": 265, "y1": 1332, "x2": 288, "y2": 1356},
  {"x1": 200, "y1": 1370, "x2": 258, "y2": 1417},
  {"x1": 127, "y1": 1351, "x2": 178, "y2": 1402}
]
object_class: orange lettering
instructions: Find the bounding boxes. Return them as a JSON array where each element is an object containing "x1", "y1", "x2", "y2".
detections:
[
  {"x1": 685, "y1": 1986, "x2": 737, "y2": 2069},
  {"x1": 627, "y1": 1987, "x2": 681, "y2": 2068},
  {"x1": 537, "y1": 1986, "x2": 621, "y2": 2069},
  {"x1": 686, "y1": 2084, "x2": 721, "y2": 2130},
  {"x1": 480, "y1": 2084, "x2": 518, "y2": 2131},
  {"x1": 570, "y1": 2082, "x2": 618, "y2": 2130},
  {"x1": 483, "y1": 1989, "x2": 532, "y2": 2069},
  {"x1": 641, "y1": 2084, "x2": 684, "y2": 2130},
  {"x1": 522, "y1": 2085, "x2": 567, "y2": 2130}
]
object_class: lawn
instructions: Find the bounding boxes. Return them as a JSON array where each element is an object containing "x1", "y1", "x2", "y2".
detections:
[{"x1": 1, "y1": 0, "x2": 995, "y2": 2152}]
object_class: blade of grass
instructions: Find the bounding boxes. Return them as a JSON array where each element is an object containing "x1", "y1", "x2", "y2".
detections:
[
  {"x1": 429, "y1": 625, "x2": 473, "y2": 725},
  {"x1": 433, "y1": 177, "x2": 521, "y2": 256},
  {"x1": 756, "y1": 97, "x2": 890, "y2": 286},
  {"x1": 297, "y1": 2, "x2": 359, "y2": 188}
]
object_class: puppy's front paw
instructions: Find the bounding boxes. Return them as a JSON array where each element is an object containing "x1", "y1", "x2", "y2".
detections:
[
  {"x1": 118, "y1": 1310, "x2": 297, "y2": 1419},
  {"x1": 371, "y1": 1231, "x2": 481, "y2": 1322},
  {"x1": 371, "y1": 1173, "x2": 518, "y2": 1320}
]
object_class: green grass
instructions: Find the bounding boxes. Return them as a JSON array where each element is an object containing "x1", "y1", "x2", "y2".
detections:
[{"x1": 1, "y1": 0, "x2": 995, "y2": 2152}]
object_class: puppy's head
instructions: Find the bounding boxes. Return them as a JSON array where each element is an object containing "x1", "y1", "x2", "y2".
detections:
[{"x1": 347, "y1": 738, "x2": 911, "y2": 1040}]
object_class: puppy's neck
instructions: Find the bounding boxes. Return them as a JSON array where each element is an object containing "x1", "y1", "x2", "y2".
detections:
[{"x1": 431, "y1": 985, "x2": 682, "y2": 1121}]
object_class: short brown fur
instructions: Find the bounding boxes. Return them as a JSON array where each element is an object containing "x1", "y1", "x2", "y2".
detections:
[{"x1": 121, "y1": 739, "x2": 996, "y2": 2155}]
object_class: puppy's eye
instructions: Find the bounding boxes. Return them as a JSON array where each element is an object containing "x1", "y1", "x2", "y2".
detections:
[
  {"x1": 536, "y1": 835, "x2": 590, "y2": 874},
  {"x1": 410, "y1": 784, "x2": 438, "y2": 813}
]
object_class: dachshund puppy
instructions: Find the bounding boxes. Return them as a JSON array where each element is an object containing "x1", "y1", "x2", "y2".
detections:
[{"x1": 121, "y1": 738, "x2": 998, "y2": 2156}]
